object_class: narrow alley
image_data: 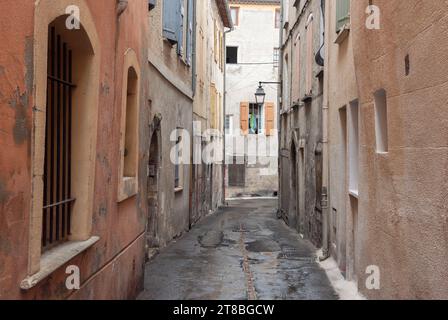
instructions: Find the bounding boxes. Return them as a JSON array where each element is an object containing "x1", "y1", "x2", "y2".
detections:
[
  {"x1": 2, "y1": 0, "x2": 448, "y2": 304},
  {"x1": 138, "y1": 199, "x2": 337, "y2": 300}
]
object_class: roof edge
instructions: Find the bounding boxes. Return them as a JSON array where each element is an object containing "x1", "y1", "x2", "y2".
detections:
[{"x1": 216, "y1": 0, "x2": 234, "y2": 29}]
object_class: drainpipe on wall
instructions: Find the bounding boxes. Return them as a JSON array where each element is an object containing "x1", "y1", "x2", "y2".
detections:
[
  {"x1": 189, "y1": 0, "x2": 197, "y2": 229},
  {"x1": 223, "y1": 25, "x2": 234, "y2": 205},
  {"x1": 320, "y1": 0, "x2": 330, "y2": 261},
  {"x1": 277, "y1": 0, "x2": 284, "y2": 218}
]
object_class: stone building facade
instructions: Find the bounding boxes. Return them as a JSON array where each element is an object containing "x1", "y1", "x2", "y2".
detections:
[
  {"x1": 279, "y1": 0, "x2": 325, "y2": 247},
  {"x1": 192, "y1": 0, "x2": 232, "y2": 225},
  {"x1": 225, "y1": 0, "x2": 280, "y2": 198}
]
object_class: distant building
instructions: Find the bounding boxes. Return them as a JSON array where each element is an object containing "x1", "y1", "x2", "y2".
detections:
[{"x1": 225, "y1": 0, "x2": 280, "y2": 198}]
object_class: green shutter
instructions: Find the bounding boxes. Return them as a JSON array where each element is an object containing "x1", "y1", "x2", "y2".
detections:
[{"x1": 336, "y1": 0, "x2": 350, "y2": 32}]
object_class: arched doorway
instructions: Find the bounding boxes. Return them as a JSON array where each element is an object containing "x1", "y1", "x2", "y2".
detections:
[
  {"x1": 290, "y1": 141, "x2": 298, "y2": 229},
  {"x1": 146, "y1": 126, "x2": 160, "y2": 259}
]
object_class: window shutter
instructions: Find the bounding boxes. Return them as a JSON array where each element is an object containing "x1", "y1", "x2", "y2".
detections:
[
  {"x1": 163, "y1": 0, "x2": 178, "y2": 43},
  {"x1": 186, "y1": 0, "x2": 194, "y2": 64},
  {"x1": 240, "y1": 102, "x2": 249, "y2": 135},
  {"x1": 210, "y1": 85, "x2": 216, "y2": 129},
  {"x1": 336, "y1": 0, "x2": 350, "y2": 32},
  {"x1": 177, "y1": 0, "x2": 184, "y2": 56},
  {"x1": 265, "y1": 102, "x2": 275, "y2": 136},
  {"x1": 214, "y1": 21, "x2": 218, "y2": 62}
]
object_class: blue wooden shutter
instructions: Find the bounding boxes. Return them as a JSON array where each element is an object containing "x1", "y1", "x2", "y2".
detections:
[
  {"x1": 163, "y1": 0, "x2": 178, "y2": 43},
  {"x1": 177, "y1": 0, "x2": 184, "y2": 56},
  {"x1": 186, "y1": 0, "x2": 194, "y2": 64}
]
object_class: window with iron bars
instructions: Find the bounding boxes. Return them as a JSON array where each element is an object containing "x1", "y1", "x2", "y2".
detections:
[{"x1": 42, "y1": 26, "x2": 75, "y2": 251}]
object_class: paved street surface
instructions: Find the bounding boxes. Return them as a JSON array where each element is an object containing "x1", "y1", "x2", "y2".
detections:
[{"x1": 138, "y1": 199, "x2": 338, "y2": 300}]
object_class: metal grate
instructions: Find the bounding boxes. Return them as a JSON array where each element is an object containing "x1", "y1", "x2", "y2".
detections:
[{"x1": 42, "y1": 26, "x2": 76, "y2": 250}]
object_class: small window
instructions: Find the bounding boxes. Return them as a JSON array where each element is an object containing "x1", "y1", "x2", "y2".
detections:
[
  {"x1": 273, "y1": 48, "x2": 280, "y2": 67},
  {"x1": 230, "y1": 7, "x2": 239, "y2": 26},
  {"x1": 226, "y1": 46, "x2": 238, "y2": 64},
  {"x1": 374, "y1": 89, "x2": 389, "y2": 153},
  {"x1": 348, "y1": 100, "x2": 359, "y2": 196},
  {"x1": 275, "y1": 8, "x2": 281, "y2": 29},
  {"x1": 124, "y1": 67, "x2": 138, "y2": 178}
]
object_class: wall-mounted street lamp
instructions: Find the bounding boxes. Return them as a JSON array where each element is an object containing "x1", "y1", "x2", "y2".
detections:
[{"x1": 255, "y1": 81, "x2": 281, "y2": 105}]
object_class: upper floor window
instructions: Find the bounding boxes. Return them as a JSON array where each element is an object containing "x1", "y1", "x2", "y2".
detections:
[
  {"x1": 163, "y1": 0, "x2": 194, "y2": 62},
  {"x1": 226, "y1": 46, "x2": 238, "y2": 64}
]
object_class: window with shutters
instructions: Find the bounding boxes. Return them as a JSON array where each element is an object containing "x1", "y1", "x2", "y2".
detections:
[
  {"x1": 163, "y1": 0, "x2": 192, "y2": 60},
  {"x1": 336, "y1": 0, "x2": 350, "y2": 33},
  {"x1": 248, "y1": 103, "x2": 262, "y2": 135}
]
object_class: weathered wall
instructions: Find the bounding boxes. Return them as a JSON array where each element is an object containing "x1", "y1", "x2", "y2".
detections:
[
  {"x1": 351, "y1": 0, "x2": 448, "y2": 299},
  {"x1": 0, "y1": 0, "x2": 148, "y2": 299},
  {"x1": 226, "y1": 2, "x2": 279, "y2": 198},
  {"x1": 192, "y1": 0, "x2": 227, "y2": 223},
  {"x1": 279, "y1": 0, "x2": 324, "y2": 247},
  {"x1": 324, "y1": 0, "x2": 359, "y2": 279},
  {"x1": 147, "y1": 1, "x2": 193, "y2": 247}
]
